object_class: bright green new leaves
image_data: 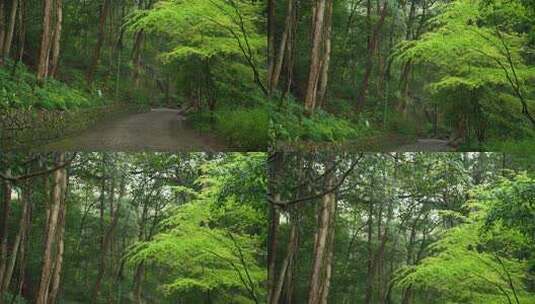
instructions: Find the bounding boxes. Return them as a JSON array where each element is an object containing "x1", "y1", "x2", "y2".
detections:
[
  {"x1": 128, "y1": 0, "x2": 265, "y2": 62},
  {"x1": 126, "y1": 153, "x2": 266, "y2": 303},
  {"x1": 396, "y1": 174, "x2": 535, "y2": 304},
  {"x1": 128, "y1": 203, "x2": 264, "y2": 301},
  {"x1": 396, "y1": 0, "x2": 535, "y2": 117},
  {"x1": 397, "y1": 223, "x2": 530, "y2": 303}
]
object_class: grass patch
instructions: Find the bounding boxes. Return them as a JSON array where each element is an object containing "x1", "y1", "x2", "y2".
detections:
[{"x1": 190, "y1": 106, "x2": 268, "y2": 150}]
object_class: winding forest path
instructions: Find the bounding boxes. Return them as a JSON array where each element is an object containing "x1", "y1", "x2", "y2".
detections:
[
  {"x1": 44, "y1": 108, "x2": 225, "y2": 151},
  {"x1": 394, "y1": 139, "x2": 454, "y2": 152}
]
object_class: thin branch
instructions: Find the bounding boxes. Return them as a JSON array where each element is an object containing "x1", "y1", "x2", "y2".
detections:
[
  {"x1": 0, "y1": 153, "x2": 77, "y2": 182},
  {"x1": 269, "y1": 154, "x2": 364, "y2": 206}
]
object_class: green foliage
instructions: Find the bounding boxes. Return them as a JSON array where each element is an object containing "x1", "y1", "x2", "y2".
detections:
[
  {"x1": 190, "y1": 105, "x2": 268, "y2": 150},
  {"x1": 484, "y1": 137, "x2": 535, "y2": 154},
  {"x1": 214, "y1": 107, "x2": 268, "y2": 150},
  {"x1": 396, "y1": 0, "x2": 535, "y2": 138},
  {"x1": 126, "y1": 153, "x2": 266, "y2": 303},
  {"x1": 484, "y1": 174, "x2": 535, "y2": 243},
  {"x1": 0, "y1": 293, "x2": 27, "y2": 304},
  {"x1": 396, "y1": 174, "x2": 535, "y2": 304},
  {"x1": 128, "y1": 0, "x2": 264, "y2": 63},
  {"x1": 397, "y1": 222, "x2": 531, "y2": 303},
  {"x1": 270, "y1": 98, "x2": 376, "y2": 143},
  {"x1": 0, "y1": 61, "x2": 98, "y2": 110}
]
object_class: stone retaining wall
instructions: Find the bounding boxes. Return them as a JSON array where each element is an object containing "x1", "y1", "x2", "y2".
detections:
[{"x1": 0, "y1": 103, "x2": 148, "y2": 151}]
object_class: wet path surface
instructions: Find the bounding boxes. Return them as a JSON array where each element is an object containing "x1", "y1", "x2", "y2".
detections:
[
  {"x1": 394, "y1": 139, "x2": 453, "y2": 152},
  {"x1": 44, "y1": 108, "x2": 225, "y2": 151}
]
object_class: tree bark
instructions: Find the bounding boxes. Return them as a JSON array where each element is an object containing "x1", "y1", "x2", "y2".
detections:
[
  {"x1": 356, "y1": 1, "x2": 388, "y2": 110},
  {"x1": 319, "y1": 200, "x2": 336, "y2": 304},
  {"x1": 267, "y1": 0, "x2": 275, "y2": 94},
  {"x1": 37, "y1": 0, "x2": 54, "y2": 82},
  {"x1": 317, "y1": 0, "x2": 334, "y2": 108},
  {"x1": 47, "y1": 170, "x2": 68, "y2": 304},
  {"x1": 133, "y1": 262, "x2": 145, "y2": 304},
  {"x1": 271, "y1": 211, "x2": 298, "y2": 304},
  {"x1": 0, "y1": 169, "x2": 12, "y2": 297},
  {"x1": 364, "y1": 201, "x2": 374, "y2": 304},
  {"x1": 0, "y1": 1, "x2": 6, "y2": 62},
  {"x1": 131, "y1": 29, "x2": 144, "y2": 88},
  {"x1": 268, "y1": 152, "x2": 284, "y2": 304},
  {"x1": 49, "y1": 0, "x2": 62, "y2": 77},
  {"x1": 15, "y1": 203, "x2": 30, "y2": 302},
  {"x1": 91, "y1": 184, "x2": 121, "y2": 304},
  {"x1": 3, "y1": 0, "x2": 19, "y2": 60},
  {"x1": 270, "y1": 0, "x2": 295, "y2": 91},
  {"x1": 1, "y1": 183, "x2": 30, "y2": 293},
  {"x1": 86, "y1": 0, "x2": 111, "y2": 84},
  {"x1": 308, "y1": 156, "x2": 336, "y2": 304},
  {"x1": 17, "y1": 0, "x2": 26, "y2": 62},
  {"x1": 267, "y1": 201, "x2": 280, "y2": 303},
  {"x1": 304, "y1": 0, "x2": 327, "y2": 114},
  {"x1": 36, "y1": 153, "x2": 65, "y2": 304}
]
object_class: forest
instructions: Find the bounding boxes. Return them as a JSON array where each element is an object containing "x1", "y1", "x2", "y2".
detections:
[
  {"x1": 268, "y1": 152, "x2": 535, "y2": 304},
  {"x1": 0, "y1": 152, "x2": 266, "y2": 303},
  {"x1": 0, "y1": 0, "x2": 268, "y2": 150},
  {"x1": 268, "y1": 0, "x2": 535, "y2": 151}
]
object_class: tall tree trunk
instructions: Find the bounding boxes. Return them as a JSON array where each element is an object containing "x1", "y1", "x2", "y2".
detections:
[
  {"x1": 282, "y1": 5, "x2": 298, "y2": 100},
  {"x1": 317, "y1": 0, "x2": 334, "y2": 108},
  {"x1": 86, "y1": 0, "x2": 111, "y2": 84},
  {"x1": 37, "y1": 0, "x2": 54, "y2": 82},
  {"x1": 267, "y1": 202, "x2": 280, "y2": 303},
  {"x1": 271, "y1": 211, "x2": 298, "y2": 304},
  {"x1": 304, "y1": 0, "x2": 327, "y2": 114},
  {"x1": 0, "y1": 169, "x2": 12, "y2": 297},
  {"x1": 401, "y1": 217, "x2": 418, "y2": 304},
  {"x1": 133, "y1": 262, "x2": 145, "y2": 304},
  {"x1": 308, "y1": 156, "x2": 336, "y2": 304},
  {"x1": 48, "y1": 171, "x2": 68, "y2": 304},
  {"x1": 3, "y1": 0, "x2": 19, "y2": 60},
  {"x1": 267, "y1": 0, "x2": 275, "y2": 94},
  {"x1": 270, "y1": 0, "x2": 295, "y2": 91},
  {"x1": 36, "y1": 154, "x2": 66, "y2": 304},
  {"x1": 49, "y1": 0, "x2": 62, "y2": 77},
  {"x1": 319, "y1": 200, "x2": 336, "y2": 304},
  {"x1": 397, "y1": 60, "x2": 412, "y2": 115},
  {"x1": 364, "y1": 201, "x2": 374, "y2": 304},
  {"x1": 1, "y1": 183, "x2": 30, "y2": 293},
  {"x1": 398, "y1": 0, "x2": 425, "y2": 115},
  {"x1": 131, "y1": 29, "x2": 144, "y2": 88},
  {"x1": 91, "y1": 186, "x2": 121, "y2": 304},
  {"x1": 15, "y1": 202, "x2": 30, "y2": 302},
  {"x1": 268, "y1": 152, "x2": 284, "y2": 304},
  {"x1": 17, "y1": 0, "x2": 26, "y2": 62},
  {"x1": 356, "y1": 1, "x2": 388, "y2": 110},
  {"x1": 0, "y1": 1, "x2": 6, "y2": 63}
]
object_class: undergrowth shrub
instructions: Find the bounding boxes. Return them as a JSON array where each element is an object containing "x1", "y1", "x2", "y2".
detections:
[
  {"x1": 484, "y1": 138, "x2": 535, "y2": 154},
  {"x1": 190, "y1": 105, "x2": 268, "y2": 150},
  {"x1": 270, "y1": 97, "x2": 375, "y2": 143},
  {"x1": 384, "y1": 113, "x2": 420, "y2": 137},
  {"x1": 216, "y1": 107, "x2": 268, "y2": 149},
  {"x1": 0, "y1": 61, "x2": 98, "y2": 110}
]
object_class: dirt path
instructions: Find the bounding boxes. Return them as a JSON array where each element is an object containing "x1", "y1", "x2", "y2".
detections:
[
  {"x1": 394, "y1": 139, "x2": 453, "y2": 152},
  {"x1": 44, "y1": 108, "x2": 226, "y2": 151}
]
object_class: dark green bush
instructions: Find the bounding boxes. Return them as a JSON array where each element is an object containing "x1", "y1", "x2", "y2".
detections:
[
  {"x1": 190, "y1": 105, "x2": 268, "y2": 150},
  {"x1": 270, "y1": 97, "x2": 375, "y2": 143}
]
